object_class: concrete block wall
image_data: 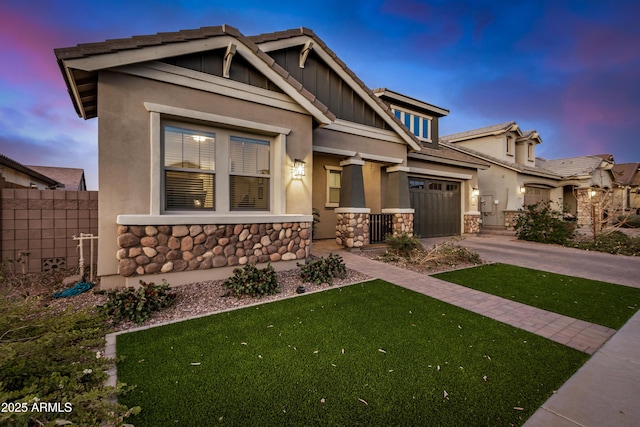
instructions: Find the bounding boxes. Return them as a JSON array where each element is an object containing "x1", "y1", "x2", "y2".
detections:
[{"x1": 1, "y1": 189, "x2": 98, "y2": 273}]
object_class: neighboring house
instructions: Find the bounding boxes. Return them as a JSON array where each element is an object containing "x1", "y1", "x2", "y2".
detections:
[
  {"x1": 442, "y1": 122, "x2": 615, "y2": 229},
  {"x1": 536, "y1": 154, "x2": 615, "y2": 227},
  {"x1": 442, "y1": 122, "x2": 561, "y2": 229},
  {"x1": 0, "y1": 154, "x2": 61, "y2": 189},
  {"x1": 27, "y1": 166, "x2": 87, "y2": 190},
  {"x1": 611, "y1": 162, "x2": 640, "y2": 214},
  {"x1": 55, "y1": 25, "x2": 486, "y2": 288}
]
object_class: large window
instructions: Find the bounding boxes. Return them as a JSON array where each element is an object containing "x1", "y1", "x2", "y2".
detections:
[
  {"x1": 392, "y1": 108, "x2": 432, "y2": 141},
  {"x1": 162, "y1": 122, "x2": 273, "y2": 213},
  {"x1": 229, "y1": 136, "x2": 270, "y2": 211},
  {"x1": 163, "y1": 125, "x2": 216, "y2": 210}
]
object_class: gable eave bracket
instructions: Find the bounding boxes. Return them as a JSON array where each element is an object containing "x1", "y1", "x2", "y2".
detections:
[
  {"x1": 223, "y1": 42, "x2": 237, "y2": 78},
  {"x1": 299, "y1": 40, "x2": 314, "y2": 68}
]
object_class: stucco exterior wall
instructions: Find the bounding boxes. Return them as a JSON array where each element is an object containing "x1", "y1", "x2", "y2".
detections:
[{"x1": 97, "y1": 71, "x2": 314, "y2": 286}]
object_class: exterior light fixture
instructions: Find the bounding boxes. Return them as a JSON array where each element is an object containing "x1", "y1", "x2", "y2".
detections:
[
  {"x1": 590, "y1": 189, "x2": 597, "y2": 198},
  {"x1": 519, "y1": 185, "x2": 526, "y2": 194},
  {"x1": 472, "y1": 187, "x2": 480, "y2": 197},
  {"x1": 293, "y1": 159, "x2": 306, "y2": 179}
]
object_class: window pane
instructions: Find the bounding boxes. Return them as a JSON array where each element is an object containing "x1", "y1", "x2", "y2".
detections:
[
  {"x1": 422, "y1": 118, "x2": 430, "y2": 139},
  {"x1": 394, "y1": 109, "x2": 401, "y2": 119},
  {"x1": 230, "y1": 136, "x2": 270, "y2": 175},
  {"x1": 230, "y1": 176, "x2": 269, "y2": 211},
  {"x1": 165, "y1": 170, "x2": 214, "y2": 210},
  {"x1": 329, "y1": 187, "x2": 341, "y2": 204},
  {"x1": 328, "y1": 170, "x2": 341, "y2": 187},
  {"x1": 413, "y1": 115, "x2": 420, "y2": 136},
  {"x1": 404, "y1": 112, "x2": 411, "y2": 128},
  {"x1": 164, "y1": 126, "x2": 215, "y2": 170}
]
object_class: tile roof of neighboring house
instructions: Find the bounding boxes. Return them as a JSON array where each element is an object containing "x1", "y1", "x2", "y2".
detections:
[
  {"x1": 612, "y1": 163, "x2": 640, "y2": 186},
  {"x1": 441, "y1": 121, "x2": 541, "y2": 144},
  {"x1": 0, "y1": 154, "x2": 60, "y2": 187},
  {"x1": 444, "y1": 143, "x2": 561, "y2": 179},
  {"x1": 536, "y1": 155, "x2": 614, "y2": 179},
  {"x1": 27, "y1": 165, "x2": 86, "y2": 190}
]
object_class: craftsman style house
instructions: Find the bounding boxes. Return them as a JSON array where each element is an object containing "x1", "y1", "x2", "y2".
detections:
[
  {"x1": 442, "y1": 122, "x2": 615, "y2": 230},
  {"x1": 55, "y1": 25, "x2": 485, "y2": 288}
]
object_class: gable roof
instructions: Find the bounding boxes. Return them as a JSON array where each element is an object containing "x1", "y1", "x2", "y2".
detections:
[
  {"x1": 0, "y1": 154, "x2": 61, "y2": 187},
  {"x1": 27, "y1": 165, "x2": 86, "y2": 190},
  {"x1": 55, "y1": 25, "x2": 335, "y2": 125},
  {"x1": 56, "y1": 25, "x2": 427, "y2": 152},
  {"x1": 441, "y1": 121, "x2": 542, "y2": 144},
  {"x1": 612, "y1": 162, "x2": 640, "y2": 186},
  {"x1": 536, "y1": 155, "x2": 614, "y2": 179},
  {"x1": 372, "y1": 88, "x2": 450, "y2": 117}
]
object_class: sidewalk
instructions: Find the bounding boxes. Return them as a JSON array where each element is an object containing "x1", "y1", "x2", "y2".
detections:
[{"x1": 312, "y1": 237, "x2": 640, "y2": 426}]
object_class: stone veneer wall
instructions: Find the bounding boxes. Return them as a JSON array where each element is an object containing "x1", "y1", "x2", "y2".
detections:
[
  {"x1": 335, "y1": 212, "x2": 369, "y2": 248},
  {"x1": 116, "y1": 222, "x2": 311, "y2": 277},
  {"x1": 503, "y1": 211, "x2": 519, "y2": 231},
  {"x1": 463, "y1": 214, "x2": 481, "y2": 234},
  {"x1": 391, "y1": 213, "x2": 414, "y2": 236}
]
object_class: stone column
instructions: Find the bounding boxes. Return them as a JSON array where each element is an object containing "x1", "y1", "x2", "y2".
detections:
[
  {"x1": 464, "y1": 213, "x2": 481, "y2": 234},
  {"x1": 335, "y1": 158, "x2": 370, "y2": 248},
  {"x1": 382, "y1": 166, "x2": 414, "y2": 236}
]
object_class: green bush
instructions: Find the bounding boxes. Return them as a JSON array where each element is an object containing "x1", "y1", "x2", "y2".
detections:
[
  {"x1": 385, "y1": 232, "x2": 422, "y2": 258},
  {"x1": 617, "y1": 213, "x2": 640, "y2": 228},
  {"x1": 572, "y1": 231, "x2": 640, "y2": 256},
  {"x1": 514, "y1": 201, "x2": 576, "y2": 244},
  {"x1": 223, "y1": 263, "x2": 279, "y2": 297},
  {"x1": 102, "y1": 280, "x2": 176, "y2": 324},
  {"x1": 298, "y1": 253, "x2": 347, "y2": 285},
  {"x1": 0, "y1": 297, "x2": 139, "y2": 426}
]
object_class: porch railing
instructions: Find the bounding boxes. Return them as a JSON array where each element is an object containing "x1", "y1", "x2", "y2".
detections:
[{"x1": 369, "y1": 214, "x2": 393, "y2": 244}]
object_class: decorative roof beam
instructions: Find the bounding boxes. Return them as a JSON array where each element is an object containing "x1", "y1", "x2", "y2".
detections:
[
  {"x1": 299, "y1": 40, "x2": 313, "y2": 68},
  {"x1": 223, "y1": 42, "x2": 237, "y2": 78}
]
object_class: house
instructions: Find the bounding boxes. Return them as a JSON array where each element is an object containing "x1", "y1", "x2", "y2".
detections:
[
  {"x1": 27, "y1": 166, "x2": 87, "y2": 190},
  {"x1": 611, "y1": 163, "x2": 640, "y2": 216},
  {"x1": 0, "y1": 154, "x2": 61, "y2": 189},
  {"x1": 442, "y1": 122, "x2": 615, "y2": 229},
  {"x1": 55, "y1": 25, "x2": 485, "y2": 288},
  {"x1": 442, "y1": 122, "x2": 562, "y2": 229}
]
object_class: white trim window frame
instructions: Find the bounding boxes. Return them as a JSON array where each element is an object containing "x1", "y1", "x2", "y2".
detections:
[
  {"x1": 506, "y1": 136, "x2": 514, "y2": 156},
  {"x1": 391, "y1": 106, "x2": 433, "y2": 142},
  {"x1": 324, "y1": 165, "x2": 342, "y2": 208},
  {"x1": 146, "y1": 103, "x2": 289, "y2": 218}
]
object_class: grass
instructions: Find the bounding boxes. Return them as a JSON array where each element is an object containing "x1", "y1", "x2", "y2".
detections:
[
  {"x1": 433, "y1": 264, "x2": 640, "y2": 329},
  {"x1": 117, "y1": 280, "x2": 588, "y2": 426}
]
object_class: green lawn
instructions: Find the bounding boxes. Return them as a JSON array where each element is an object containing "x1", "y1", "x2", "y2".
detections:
[
  {"x1": 117, "y1": 280, "x2": 588, "y2": 426},
  {"x1": 433, "y1": 263, "x2": 640, "y2": 329}
]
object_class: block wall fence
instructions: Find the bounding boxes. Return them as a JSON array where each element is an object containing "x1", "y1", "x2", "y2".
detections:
[{"x1": 0, "y1": 189, "x2": 98, "y2": 274}]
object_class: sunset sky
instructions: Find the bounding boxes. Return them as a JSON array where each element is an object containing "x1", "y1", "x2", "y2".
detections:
[{"x1": 1, "y1": 0, "x2": 639, "y2": 189}]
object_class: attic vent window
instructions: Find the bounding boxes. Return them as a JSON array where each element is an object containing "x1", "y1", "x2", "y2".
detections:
[{"x1": 391, "y1": 107, "x2": 432, "y2": 142}]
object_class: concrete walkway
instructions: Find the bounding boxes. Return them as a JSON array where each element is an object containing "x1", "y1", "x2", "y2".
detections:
[{"x1": 313, "y1": 236, "x2": 640, "y2": 426}]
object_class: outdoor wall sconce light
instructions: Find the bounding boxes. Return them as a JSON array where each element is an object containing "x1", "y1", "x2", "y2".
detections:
[
  {"x1": 518, "y1": 185, "x2": 526, "y2": 194},
  {"x1": 293, "y1": 159, "x2": 306, "y2": 179},
  {"x1": 590, "y1": 189, "x2": 597, "y2": 198},
  {"x1": 472, "y1": 187, "x2": 480, "y2": 197}
]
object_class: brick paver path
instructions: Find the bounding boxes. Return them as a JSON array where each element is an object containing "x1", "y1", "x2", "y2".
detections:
[{"x1": 315, "y1": 243, "x2": 616, "y2": 355}]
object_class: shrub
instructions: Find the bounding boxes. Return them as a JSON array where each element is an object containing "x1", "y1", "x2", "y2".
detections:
[
  {"x1": 298, "y1": 253, "x2": 347, "y2": 285},
  {"x1": 617, "y1": 213, "x2": 640, "y2": 228},
  {"x1": 102, "y1": 280, "x2": 176, "y2": 324},
  {"x1": 572, "y1": 231, "x2": 640, "y2": 256},
  {"x1": 385, "y1": 232, "x2": 422, "y2": 258},
  {"x1": 223, "y1": 263, "x2": 279, "y2": 297},
  {"x1": 0, "y1": 298, "x2": 139, "y2": 426},
  {"x1": 514, "y1": 201, "x2": 576, "y2": 245}
]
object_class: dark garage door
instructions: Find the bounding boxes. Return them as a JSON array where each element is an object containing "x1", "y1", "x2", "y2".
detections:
[{"x1": 409, "y1": 177, "x2": 461, "y2": 237}]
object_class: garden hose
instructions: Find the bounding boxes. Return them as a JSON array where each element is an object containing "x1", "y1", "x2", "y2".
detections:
[{"x1": 53, "y1": 281, "x2": 93, "y2": 298}]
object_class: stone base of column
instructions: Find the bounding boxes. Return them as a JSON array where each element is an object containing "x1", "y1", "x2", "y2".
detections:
[
  {"x1": 463, "y1": 212, "x2": 481, "y2": 234},
  {"x1": 335, "y1": 208, "x2": 370, "y2": 248}
]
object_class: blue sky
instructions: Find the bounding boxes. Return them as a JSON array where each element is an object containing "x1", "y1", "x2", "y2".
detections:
[{"x1": 1, "y1": 0, "x2": 639, "y2": 189}]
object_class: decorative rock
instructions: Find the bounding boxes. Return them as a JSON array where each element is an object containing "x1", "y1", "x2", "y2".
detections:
[
  {"x1": 161, "y1": 262, "x2": 174, "y2": 273},
  {"x1": 189, "y1": 225, "x2": 203, "y2": 236},
  {"x1": 136, "y1": 266, "x2": 145, "y2": 275},
  {"x1": 152, "y1": 254, "x2": 166, "y2": 264},
  {"x1": 129, "y1": 226, "x2": 145, "y2": 237},
  {"x1": 205, "y1": 236, "x2": 217, "y2": 249},
  {"x1": 296, "y1": 248, "x2": 306, "y2": 258},
  {"x1": 116, "y1": 249, "x2": 127, "y2": 260},
  {"x1": 118, "y1": 259, "x2": 137, "y2": 276},
  {"x1": 282, "y1": 253, "x2": 297, "y2": 261},
  {"x1": 145, "y1": 263, "x2": 162, "y2": 274},
  {"x1": 239, "y1": 229, "x2": 250, "y2": 241},
  {"x1": 238, "y1": 256, "x2": 248, "y2": 265},
  {"x1": 188, "y1": 259, "x2": 200, "y2": 270},
  {"x1": 157, "y1": 226, "x2": 171, "y2": 234},
  {"x1": 182, "y1": 251, "x2": 194, "y2": 261},
  {"x1": 142, "y1": 247, "x2": 157, "y2": 258},
  {"x1": 180, "y1": 236, "x2": 193, "y2": 251},
  {"x1": 145, "y1": 226, "x2": 158, "y2": 236},
  {"x1": 203, "y1": 224, "x2": 217, "y2": 235},
  {"x1": 260, "y1": 235, "x2": 271, "y2": 246},
  {"x1": 258, "y1": 255, "x2": 269, "y2": 263},
  {"x1": 140, "y1": 236, "x2": 158, "y2": 247},
  {"x1": 233, "y1": 224, "x2": 244, "y2": 235},
  {"x1": 129, "y1": 247, "x2": 143, "y2": 258},
  {"x1": 269, "y1": 253, "x2": 281, "y2": 262},
  {"x1": 212, "y1": 256, "x2": 227, "y2": 267},
  {"x1": 135, "y1": 255, "x2": 150, "y2": 265},
  {"x1": 168, "y1": 236, "x2": 180, "y2": 250},
  {"x1": 172, "y1": 225, "x2": 189, "y2": 237},
  {"x1": 218, "y1": 237, "x2": 229, "y2": 246},
  {"x1": 173, "y1": 260, "x2": 187, "y2": 272},
  {"x1": 117, "y1": 233, "x2": 139, "y2": 248},
  {"x1": 227, "y1": 255, "x2": 238, "y2": 266},
  {"x1": 117, "y1": 225, "x2": 128, "y2": 235},
  {"x1": 166, "y1": 250, "x2": 182, "y2": 261}
]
